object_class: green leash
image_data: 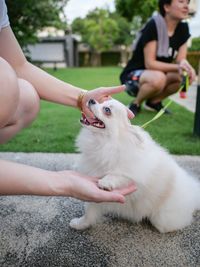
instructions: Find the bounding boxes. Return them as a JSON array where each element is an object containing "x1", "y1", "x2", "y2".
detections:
[{"x1": 141, "y1": 73, "x2": 189, "y2": 129}]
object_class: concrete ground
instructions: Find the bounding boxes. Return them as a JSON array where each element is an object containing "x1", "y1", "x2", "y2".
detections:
[
  {"x1": 0, "y1": 153, "x2": 200, "y2": 267},
  {"x1": 169, "y1": 81, "x2": 198, "y2": 113},
  {"x1": 0, "y1": 82, "x2": 199, "y2": 267}
]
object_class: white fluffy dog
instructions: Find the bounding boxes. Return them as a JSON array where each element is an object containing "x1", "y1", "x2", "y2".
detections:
[{"x1": 70, "y1": 98, "x2": 200, "y2": 233}]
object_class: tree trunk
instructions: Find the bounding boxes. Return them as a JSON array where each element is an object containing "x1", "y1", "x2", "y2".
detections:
[{"x1": 91, "y1": 52, "x2": 101, "y2": 66}]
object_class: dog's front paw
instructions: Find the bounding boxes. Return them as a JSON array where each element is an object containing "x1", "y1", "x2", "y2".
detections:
[
  {"x1": 98, "y1": 174, "x2": 130, "y2": 191},
  {"x1": 69, "y1": 217, "x2": 90, "y2": 230},
  {"x1": 98, "y1": 177, "x2": 116, "y2": 191}
]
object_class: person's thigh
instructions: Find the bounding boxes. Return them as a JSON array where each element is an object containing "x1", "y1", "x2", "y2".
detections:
[
  {"x1": 0, "y1": 58, "x2": 40, "y2": 143},
  {"x1": 0, "y1": 57, "x2": 40, "y2": 128},
  {"x1": 139, "y1": 70, "x2": 167, "y2": 89},
  {"x1": 0, "y1": 57, "x2": 20, "y2": 128},
  {"x1": 10, "y1": 78, "x2": 40, "y2": 127}
]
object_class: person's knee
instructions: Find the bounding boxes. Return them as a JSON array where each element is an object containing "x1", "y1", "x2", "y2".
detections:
[
  {"x1": 0, "y1": 57, "x2": 20, "y2": 128},
  {"x1": 140, "y1": 70, "x2": 166, "y2": 94},
  {"x1": 150, "y1": 71, "x2": 166, "y2": 91},
  {"x1": 18, "y1": 79, "x2": 40, "y2": 127},
  {"x1": 167, "y1": 72, "x2": 182, "y2": 84}
]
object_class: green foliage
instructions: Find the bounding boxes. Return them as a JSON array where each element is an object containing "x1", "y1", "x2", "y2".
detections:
[
  {"x1": 115, "y1": 0, "x2": 157, "y2": 23},
  {"x1": 187, "y1": 52, "x2": 200, "y2": 74},
  {"x1": 71, "y1": 17, "x2": 85, "y2": 37},
  {"x1": 110, "y1": 12, "x2": 132, "y2": 46},
  {"x1": 189, "y1": 37, "x2": 200, "y2": 52},
  {"x1": 72, "y1": 8, "x2": 123, "y2": 65},
  {"x1": 6, "y1": 0, "x2": 68, "y2": 47},
  {"x1": 72, "y1": 8, "x2": 134, "y2": 65},
  {"x1": 188, "y1": 39, "x2": 200, "y2": 73},
  {"x1": 0, "y1": 67, "x2": 199, "y2": 155},
  {"x1": 72, "y1": 8, "x2": 119, "y2": 53}
]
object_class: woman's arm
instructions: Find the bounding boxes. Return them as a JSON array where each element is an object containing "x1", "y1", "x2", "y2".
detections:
[
  {"x1": 143, "y1": 40, "x2": 195, "y2": 84},
  {"x1": 0, "y1": 159, "x2": 136, "y2": 203},
  {"x1": 143, "y1": 41, "x2": 179, "y2": 73},
  {"x1": 0, "y1": 26, "x2": 85, "y2": 107},
  {"x1": 0, "y1": 26, "x2": 133, "y2": 119}
]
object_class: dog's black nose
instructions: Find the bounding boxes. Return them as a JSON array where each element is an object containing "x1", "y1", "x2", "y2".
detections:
[{"x1": 88, "y1": 99, "x2": 96, "y2": 105}]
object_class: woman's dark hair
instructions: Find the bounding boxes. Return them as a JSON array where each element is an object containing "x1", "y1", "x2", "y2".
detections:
[
  {"x1": 158, "y1": 0, "x2": 190, "y2": 17},
  {"x1": 158, "y1": 0, "x2": 172, "y2": 17}
]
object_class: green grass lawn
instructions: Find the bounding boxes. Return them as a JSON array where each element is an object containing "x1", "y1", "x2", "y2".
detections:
[{"x1": 0, "y1": 67, "x2": 200, "y2": 155}]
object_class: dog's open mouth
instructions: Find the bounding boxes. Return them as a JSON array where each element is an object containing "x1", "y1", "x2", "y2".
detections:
[{"x1": 80, "y1": 113, "x2": 105, "y2": 129}]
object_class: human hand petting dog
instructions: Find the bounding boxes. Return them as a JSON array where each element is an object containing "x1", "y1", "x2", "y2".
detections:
[
  {"x1": 79, "y1": 85, "x2": 134, "y2": 121},
  {"x1": 58, "y1": 170, "x2": 136, "y2": 203}
]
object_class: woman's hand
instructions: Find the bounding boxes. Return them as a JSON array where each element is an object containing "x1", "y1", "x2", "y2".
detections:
[
  {"x1": 179, "y1": 59, "x2": 196, "y2": 84},
  {"x1": 58, "y1": 170, "x2": 137, "y2": 203},
  {"x1": 80, "y1": 85, "x2": 134, "y2": 120},
  {"x1": 0, "y1": 160, "x2": 136, "y2": 202}
]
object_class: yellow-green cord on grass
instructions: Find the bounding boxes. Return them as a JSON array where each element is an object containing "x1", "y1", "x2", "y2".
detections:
[{"x1": 141, "y1": 73, "x2": 189, "y2": 129}]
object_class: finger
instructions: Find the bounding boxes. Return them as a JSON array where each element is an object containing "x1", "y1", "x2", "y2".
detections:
[
  {"x1": 96, "y1": 191, "x2": 126, "y2": 203},
  {"x1": 101, "y1": 85, "x2": 126, "y2": 96},
  {"x1": 96, "y1": 182, "x2": 137, "y2": 203},
  {"x1": 83, "y1": 106, "x2": 95, "y2": 119},
  {"x1": 110, "y1": 194, "x2": 125, "y2": 203},
  {"x1": 98, "y1": 95, "x2": 112, "y2": 103},
  {"x1": 127, "y1": 108, "x2": 135, "y2": 119},
  {"x1": 113, "y1": 183, "x2": 137, "y2": 196},
  {"x1": 192, "y1": 69, "x2": 196, "y2": 78}
]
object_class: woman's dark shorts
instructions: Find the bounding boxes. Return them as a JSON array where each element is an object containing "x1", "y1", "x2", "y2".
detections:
[{"x1": 124, "y1": 70, "x2": 144, "y2": 97}]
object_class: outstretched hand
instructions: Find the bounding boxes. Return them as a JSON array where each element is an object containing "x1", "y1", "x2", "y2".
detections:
[
  {"x1": 81, "y1": 85, "x2": 134, "y2": 120},
  {"x1": 58, "y1": 170, "x2": 137, "y2": 203}
]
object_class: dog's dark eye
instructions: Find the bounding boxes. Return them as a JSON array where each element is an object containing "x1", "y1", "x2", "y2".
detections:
[{"x1": 103, "y1": 106, "x2": 111, "y2": 116}]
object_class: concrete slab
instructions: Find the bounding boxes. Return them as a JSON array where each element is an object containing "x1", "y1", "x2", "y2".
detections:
[
  {"x1": 0, "y1": 153, "x2": 199, "y2": 267},
  {"x1": 170, "y1": 82, "x2": 198, "y2": 113}
]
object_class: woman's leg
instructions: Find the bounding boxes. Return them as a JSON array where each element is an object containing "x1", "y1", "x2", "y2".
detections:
[
  {"x1": 0, "y1": 57, "x2": 40, "y2": 144},
  {"x1": 150, "y1": 72, "x2": 182, "y2": 103},
  {"x1": 133, "y1": 70, "x2": 167, "y2": 106}
]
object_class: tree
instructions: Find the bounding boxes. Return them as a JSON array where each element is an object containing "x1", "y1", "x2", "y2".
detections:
[
  {"x1": 72, "y1": 8, "x2": 120, "y2": 66},
  {"x1": 110, "y1": 12, "x2": 132, "y2": 46},
  {"x1": 115, "y1": 0, "x2": 157, "y2": 23},
  {"x1": 189, "y1": 37, "x2": 200, "y2": 51},
  {"x1": 6, "y1": 0, "x2": 68, "y2": 48}
]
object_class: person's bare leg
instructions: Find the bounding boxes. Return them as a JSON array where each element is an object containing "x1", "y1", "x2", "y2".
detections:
[
  {"x1": 150, "y1": 72, "x2": 181, "y2": 103},
  {"x1": 133, "y1": 70, "x2": 167, "y2": 106},
  {"x1": 0, "y1": 57, "x2": 19, "y2": 127},
  {"x1": 0, "y1": 57, "x2": 40, "y2": 144}
]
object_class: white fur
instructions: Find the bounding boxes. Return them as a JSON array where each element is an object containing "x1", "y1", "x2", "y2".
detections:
[{"x1": 70, "y1": 99, "x2": 200, "y2": 233}]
